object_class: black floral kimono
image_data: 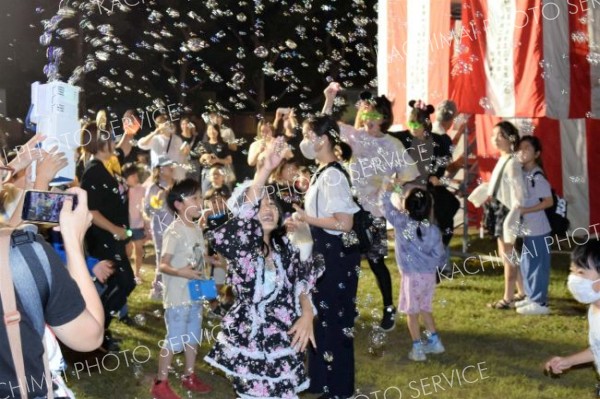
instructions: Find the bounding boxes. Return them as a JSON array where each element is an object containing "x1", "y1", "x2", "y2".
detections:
[{"x1": 204, "y1": 183, "x2": 323, "y2": 399}]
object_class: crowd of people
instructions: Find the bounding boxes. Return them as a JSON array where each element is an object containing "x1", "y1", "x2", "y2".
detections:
[{"x1": 1, "y1": 81, "x2": 599, "y2": 399}]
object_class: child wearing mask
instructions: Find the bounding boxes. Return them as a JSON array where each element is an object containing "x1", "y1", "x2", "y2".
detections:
[{"x1": 545, "y1": 240, "x2": 600, "y2": 376}]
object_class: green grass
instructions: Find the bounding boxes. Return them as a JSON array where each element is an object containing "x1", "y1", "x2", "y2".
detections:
[{"x1": 63, "y1": 235, "x2": 598, "y2": 399}]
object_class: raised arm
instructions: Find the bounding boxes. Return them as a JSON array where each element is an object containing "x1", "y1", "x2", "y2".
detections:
[
  {"x1": 51, "y1": 188, "x2": 104, "y2": 351},
  {"x1": 321, "y1": 82, "x2": 341, "y2": 115},
  {"x1": 245, "y1": 137, "x2": 287, "y2": 205}
]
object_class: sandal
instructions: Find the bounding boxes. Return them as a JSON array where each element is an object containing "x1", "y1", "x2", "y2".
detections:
[
  {"x1": 487, "y1": 299, "x2": 512, "y2": 310},
  {"x1": 514, "y1": 294, "x2": 527, "y2": 302}
]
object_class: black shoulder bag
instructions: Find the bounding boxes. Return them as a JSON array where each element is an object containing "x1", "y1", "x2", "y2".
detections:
[
  {"x1": 482, "y1": 156, "x2": 511, "y2": 235},
  {"x1": 314, "y1": 162, "x2": 375, "y2": 254}
]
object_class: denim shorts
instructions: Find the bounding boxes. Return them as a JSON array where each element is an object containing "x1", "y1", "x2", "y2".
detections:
[{"x1": 164, "y1": 304, "x2": 202, "y2": 352}]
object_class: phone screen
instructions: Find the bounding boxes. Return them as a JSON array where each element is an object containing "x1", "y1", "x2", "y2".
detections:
[{"x1": 21, "y1": 190, "x2": 78, "y2": 224}]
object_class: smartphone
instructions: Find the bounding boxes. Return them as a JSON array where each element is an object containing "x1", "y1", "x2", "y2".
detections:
[
  {"x1": 277, "y1": 107, "x2": 291, "y2": 115},
  {"x1": 21, "y1": 190, "x2": 78, "y2": 224}
]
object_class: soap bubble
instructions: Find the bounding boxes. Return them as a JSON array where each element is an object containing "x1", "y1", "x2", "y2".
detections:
[
  {"x1": 39, "y1": 32, "x2": 52, "y2": 46},
  {"x1": 254, "y1": 46, "x2": 269, "y2": 58},
  {"x1": 186, "y1": 38, "x2": 208, "y2": 52},
  {"x1": 134, "y1": 314, "x2": 146, "y2": 326}
]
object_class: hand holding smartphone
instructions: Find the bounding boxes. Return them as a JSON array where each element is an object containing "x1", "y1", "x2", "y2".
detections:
[{"x1": 22, "y1": 190, "x2": 78, "y2": 224}]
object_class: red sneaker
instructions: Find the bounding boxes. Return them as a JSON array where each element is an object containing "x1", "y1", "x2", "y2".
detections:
[
  {"x1": 151, "y1": 379, "x2": 181, "y2": 399},
  {"x1": 181, "y1": 373, "x2": 212, "y2": 394}
]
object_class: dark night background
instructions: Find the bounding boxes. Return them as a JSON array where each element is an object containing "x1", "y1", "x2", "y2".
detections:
[{"x1": 0, "y1": 0, "x2": 379, "y2": 123}]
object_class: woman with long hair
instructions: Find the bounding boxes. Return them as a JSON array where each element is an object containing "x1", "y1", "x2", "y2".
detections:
[
  {"x1": 196, "y1": 123, "x2": 234, "y2": 194},
  {"x1": 205, "y1": 137, "x2": 322, "y2": 398},
  {"x1": 248, "y1": 119, "x2": 282, "y2": 167},
  {"x1": 484, "y1": 121, "x2": 526, "y2": 309}
]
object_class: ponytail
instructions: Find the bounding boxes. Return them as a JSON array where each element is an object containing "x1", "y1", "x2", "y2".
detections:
[{"x1": 336, "y1": 142, "x2": 353, "y2": 162}]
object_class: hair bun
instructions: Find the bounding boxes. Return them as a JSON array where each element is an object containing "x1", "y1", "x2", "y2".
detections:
[
  {"x1": 360, "y1": 91, "x2": 373, "y2": 101},
  {"x1": 408, "y1": 100, "x2": 417, "y2": 108},
  {"x1": 426, "y1": 105, "x2": 435, "y2": 115}
]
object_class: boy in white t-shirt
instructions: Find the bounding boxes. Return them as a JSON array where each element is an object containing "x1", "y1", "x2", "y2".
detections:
[{"x1": 151, "y1": 179, "x2": 212, "y2": 399}]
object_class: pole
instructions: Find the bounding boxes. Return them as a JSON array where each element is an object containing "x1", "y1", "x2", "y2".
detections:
[{"x1": 462, "y1": 119, "x2": 469, "y2": 253}]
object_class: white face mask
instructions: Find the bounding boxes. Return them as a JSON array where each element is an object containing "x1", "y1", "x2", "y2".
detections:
[
  {"x1": 567, "y1": 274, "x2": 600, "y2": 304},
  {"x1": 299, "y1": 138, "x2": 316, "y2": 160}
]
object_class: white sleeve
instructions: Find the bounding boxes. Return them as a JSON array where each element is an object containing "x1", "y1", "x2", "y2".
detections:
[
  {"x1": 137, "y1": 135, "x2": 155, "y2": 151},
  {"x1": 338, "y1": 123, "x2": 361, "y2": 148},
  {"x1": 507, "y1": 158, "x2": 526, "y2": 208},
  {"x1": 222, "y1": 128, "x2": 236, "y2": 143},
  {"x1": 320, "y1": 169, "x2": 360, "y2": 215}
]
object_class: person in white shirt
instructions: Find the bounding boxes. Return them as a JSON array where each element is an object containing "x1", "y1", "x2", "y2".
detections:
[
  {"x1": 291, "y1": 115, "x2": 360, "y2": 399},
  {"x1": 484, "y1": 121, "x2": 526, "y2": 310},
  {"x1": 137, "y1": 114, "x2": 185, "y2": 180},
  {"x1": 322, "y1": 83, "x2": 419, "y2": 332}
]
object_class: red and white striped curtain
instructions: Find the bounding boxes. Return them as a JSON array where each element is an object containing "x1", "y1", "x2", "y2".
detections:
[
  {"x1": 378, "y1": 0, "x2": 600, "y2": 229},
  {"x1": 377, "y1": 0, "x2": 453, "y2": 127}
]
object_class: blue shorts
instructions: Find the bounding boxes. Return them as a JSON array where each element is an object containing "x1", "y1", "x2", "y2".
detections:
[
  {"x1": 163, "y1": 304, "x2": 202, "y2": 352},
  {"x1": 130, "y1": 228, "x2": 145, "y2": 241}
]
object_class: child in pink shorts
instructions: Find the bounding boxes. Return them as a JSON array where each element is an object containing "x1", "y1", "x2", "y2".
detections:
[{"x1": 382, "y1": 186, "x2": 446, "y2": 361}]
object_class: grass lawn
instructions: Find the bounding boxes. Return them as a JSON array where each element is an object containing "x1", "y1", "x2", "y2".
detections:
[{"x1": 63, "y1": 234, "x2": 598, "y2": 399}]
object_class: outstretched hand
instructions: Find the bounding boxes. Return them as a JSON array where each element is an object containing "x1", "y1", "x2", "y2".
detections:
[
  {"x1": 258, "y1": 136, "x2": 287, "y2": 173},
  {"x1": 544, "y1": 357, "x2": 571, "y2": 375},
  {"x1": 323, "y1": 82, "x2": 342, "y2": 99},
  {"x1": 36, "y1": 147, "x2": 68, "y2": 188},
  {"x1": 8, "y1": 134, "x2": 46, "y2": 173}
]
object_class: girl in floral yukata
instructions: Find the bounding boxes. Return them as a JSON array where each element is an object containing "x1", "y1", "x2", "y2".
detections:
[{"x1": 204, "y1": 137, "x2": 323, "y2": 399}]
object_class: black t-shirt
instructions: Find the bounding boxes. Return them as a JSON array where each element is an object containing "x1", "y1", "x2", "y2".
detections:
[
  {"x1": 388, "y1": 130, "x2": 453, "y2": 179},
  {"x1": 80, "y1": 159, "x2": 129, "y2": 259},
  {"x1": 197, "y1": 141, "x2": 232, "y2": 170},
  {"x1": 116, "y1": 146, "x2": 143, "y2": 166},
  {"x1": 181, "y1": 133, "x2": 202, "y2": 150},
  {"x1": 0, "y1": 235, "x2": 86, "y2": 399}
]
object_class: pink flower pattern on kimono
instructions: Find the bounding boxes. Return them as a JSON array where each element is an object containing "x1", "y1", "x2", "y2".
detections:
[
  {"x1": 205, "y1": 195, "x2": 324, "y2": 398},
  {"x1": 274, "y1": 306, "x2": 293, "y2": 325},
  {"x1": 249, "y1": 381, "x2": 270, "y2": 397}
]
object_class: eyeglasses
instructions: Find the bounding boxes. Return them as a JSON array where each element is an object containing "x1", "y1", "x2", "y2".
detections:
[
  {"x1": 407, "y1": 121, "x2": 423, "y2": 130},
  {"x1": 0, "y1": 164, "x2": 14, "y2": 182}
]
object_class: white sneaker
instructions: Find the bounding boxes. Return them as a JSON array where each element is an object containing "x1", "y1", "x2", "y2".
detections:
[
  {"x1": 516, "y1": 302, "x2": 550, "y2": 315},
  {"x1": 514, "y1": 297, "x2": 533, "y2": 308},
  {"x1": 423, "y1": 339, "x2": 445, "y2": 354},
  {"x1": 408, "y1": 346, "x2": 426, "y2": 361}
]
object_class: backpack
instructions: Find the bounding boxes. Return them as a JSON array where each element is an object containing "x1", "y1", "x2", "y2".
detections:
[
  {"x1": 0, "y1": 226, "x2": 58, "y2": 399},
  {"x1": 314, "y1": 162, "x2": 375, "y2": 254},
  {"x1": 531, "y1": 171, "x2": 570, "y2": 236}
]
